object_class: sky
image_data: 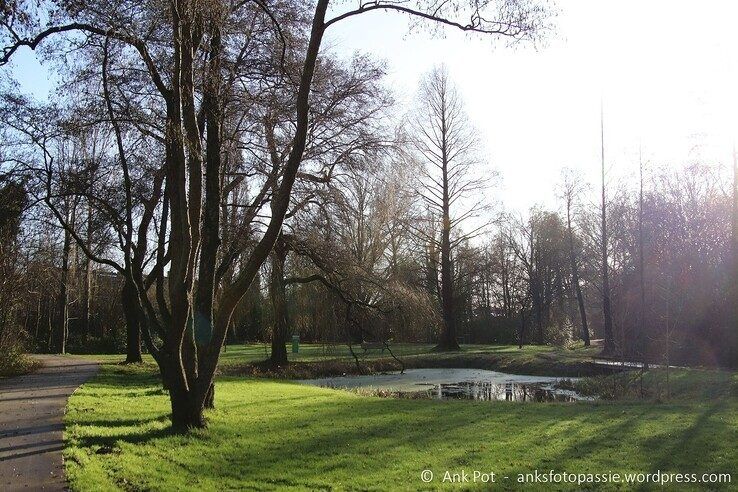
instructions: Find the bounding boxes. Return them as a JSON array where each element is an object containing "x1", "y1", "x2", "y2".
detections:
[
  {"x1": 6, "y1": 1, "x2": 738, "y2": 215},
  {"x1": 325, "y1": 0, "x2": 738, "y2": 213}
]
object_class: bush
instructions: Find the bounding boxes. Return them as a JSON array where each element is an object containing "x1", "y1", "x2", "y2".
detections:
[{"x1": 0, "y1": 343, "x2": 39, "y2": 377}]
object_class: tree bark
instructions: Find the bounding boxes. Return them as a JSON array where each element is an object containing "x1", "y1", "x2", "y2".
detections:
[
  {"x1": 121, "y1": 276, "x2": 143, "y2": 363},
  {"x1": 81, "y1": 199, "x2": 93, "y2": 336},
  {"x1": 436, "y1": 96, "x2": 459, "y2": 351},
  {"x1": 269, "y1": 233, "x2": 289, "y2": 366},
  {"x1": 52, "y1": 214, "x2": 72, "y2": 354}
]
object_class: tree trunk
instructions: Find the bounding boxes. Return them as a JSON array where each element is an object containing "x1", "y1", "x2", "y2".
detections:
[
  {"x1": 81, "y1": 199, "x2": 93, "y2": 336},
  {"x1": 731, "y1": 147, "x2": 738, "y2": 368},
  {"x1": 53, "y1": 221, "x2": 72, "y2": 354},
  {"x1": 600, "y1": 106, "x2": 615, "y2": 354},
  {"x1": 518, "y1": 309, "x2": 526, "y2": 349},
  {"x1": 269, "y1": 233, "x2": 289, "y2": 366},
  {"x1": 567, "y1": 202, "x2": 589, "y2": 346},
  {"x1": 438, "y1": 219, "x2": 458, "y2": 349},
  {"x1": 573, "y1": 271, "x2": 589, "y2": 346},
  {"x1": 204, "y1": 383, "x2": 215, "y2": 409},
  {"x1": 437, "y1": 116, "x2": 459, "y2": 351},
  {"x1": 637, "y1": 151, "x2": 648, "y2": 367},
  {"x1": 121, "y1": 277, "x2": 143, "y2": 363},
  {"x1": 168, "y1": 380, "x2": 206, "y2": 432}
]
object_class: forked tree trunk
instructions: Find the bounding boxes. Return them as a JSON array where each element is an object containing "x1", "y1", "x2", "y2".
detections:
[{"x1": 157, "y1": 0, "x2": 328, "y2": 432}]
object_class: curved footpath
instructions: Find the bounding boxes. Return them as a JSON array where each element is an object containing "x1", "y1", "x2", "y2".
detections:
[{"x1": 0, "y1": 355, "x2": 98, "y2": 491}]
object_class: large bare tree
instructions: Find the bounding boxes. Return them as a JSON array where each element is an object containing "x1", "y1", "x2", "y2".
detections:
[{"x1": 410, "y1": 65, "x2": 490, "y2": 350}]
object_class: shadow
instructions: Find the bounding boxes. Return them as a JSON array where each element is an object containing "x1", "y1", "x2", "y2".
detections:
[
  {"x1": 79, "y1": 415, "x2": 171, "y2": 429},
  {"x1": 0, "y1": 423, "x2": 63, "y2": 439},
  {"x1": 647, "y1": 399, "x2": 733, "y2": 473},
  {"x1": 0, "y1": 393, "x2": 72, "y2": 403},
  {"x1": 65, "y1": 366, "x2": 738, "y2": 490},
  {"x1": 74, "y1": 426, "x2": 180, "y2": 451},
  {"x1": 0, "y1": 438, "x2": 63, "y2": 455},
  {"x1": 0, "y1": 445, "x2": 64, "y2": 462}
]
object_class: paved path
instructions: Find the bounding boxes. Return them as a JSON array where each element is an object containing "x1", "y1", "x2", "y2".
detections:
[{"x1": 0, "y1": 355, "x2": 98, "y2": 491}]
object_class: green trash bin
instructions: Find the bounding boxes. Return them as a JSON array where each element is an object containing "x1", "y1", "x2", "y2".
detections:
[{"x1": 292, "y1": 335, "x2": 299, "y2": 354}]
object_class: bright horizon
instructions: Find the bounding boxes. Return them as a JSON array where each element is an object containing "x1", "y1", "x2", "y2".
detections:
[
  {"x1": 8, "y1": 0, "x2": 738, "y2": 214},
  {"x1": 326, "y1": 0, "x2": 738, "y2": 213}
]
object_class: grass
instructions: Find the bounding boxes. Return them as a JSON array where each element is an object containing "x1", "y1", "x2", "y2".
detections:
[
  {"x1": 63, "y1": 346, "x2": 738, "y2": 491},
  {"x1": 573, "y1": 367, "x2": 738, "y2": 401}
]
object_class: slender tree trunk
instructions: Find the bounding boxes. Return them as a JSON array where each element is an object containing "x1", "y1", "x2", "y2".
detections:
[
  {"x1": 53, "y1": 218, "x2": 72, "y2": 354},
  {"x1": 600, "y1": 104, "x2": 615, "y2": 354},
  {"x1": 727, "y1": 144, "x2": 738, "y2": 367},
  {"x1": 638, "y1": 149, "x2": 648, "y2": 368},
  {"x1": 81, "y1": 199, "x2": 93, "y2": 336},
  {"x1": 535, "y1": 295, "x2": 544, "y2": 345},
  {"x1": 269, "y1": 233, "x2": 289, "y2": 366},
  {"x1": 566, "y1": 200, "x2": 589, "y2": 345},
  {"x1": 518, "y1": 308, "x2": 527, "y2": 348},
  {"x1": 121, "y1": 276, "x2": 142, "y2": 363}
]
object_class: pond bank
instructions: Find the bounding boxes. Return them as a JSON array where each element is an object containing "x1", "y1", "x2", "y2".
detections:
[{"x1": 219, "y1": 346, "x2": 621, "y2": 380}]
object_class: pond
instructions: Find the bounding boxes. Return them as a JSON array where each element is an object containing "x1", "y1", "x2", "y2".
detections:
[{"x1": 299, "y1": 368, "x2": 591, "y2": 402}]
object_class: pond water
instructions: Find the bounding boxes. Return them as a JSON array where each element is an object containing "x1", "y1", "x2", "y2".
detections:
[{"x1": 299, "y1": 368, "x2": 591, "y2": 402}]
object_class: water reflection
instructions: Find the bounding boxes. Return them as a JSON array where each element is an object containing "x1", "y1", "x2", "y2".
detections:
[
  {"x1": 409, "y1": 381, "x2": 578, "y2": 402},
  {"x1": 299, "y1": 368, "x2": 589, "y2": 402}
]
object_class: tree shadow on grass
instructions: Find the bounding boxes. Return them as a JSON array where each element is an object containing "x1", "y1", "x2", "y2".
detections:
[
  {"x1": 70, "y1": 371, "x2": 738, "y2": 490},
  {"x1": 646, "y1": 399, "x2": 735, "y2": 472},
  {"x1": 501, "y1": 399, "x2": 736, "y2": 491}
]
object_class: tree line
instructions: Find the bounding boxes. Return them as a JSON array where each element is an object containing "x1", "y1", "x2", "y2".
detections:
[{"x1": 0, "y1": 0, "x2": 735, "y2": 431}]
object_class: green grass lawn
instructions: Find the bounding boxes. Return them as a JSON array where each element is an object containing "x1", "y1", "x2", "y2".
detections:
[{"x1": 63, "y1": 348, "x2": 738, "y2": 491}]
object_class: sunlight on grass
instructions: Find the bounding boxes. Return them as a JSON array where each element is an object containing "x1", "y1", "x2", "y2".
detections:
[{"x1": 64, "y1": 365, "x2": 737, "y2": 491}]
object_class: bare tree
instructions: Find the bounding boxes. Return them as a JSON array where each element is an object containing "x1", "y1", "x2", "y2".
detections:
[
  {"x1": 409, "y1": 66, "x2": 491, "y2": 350},
  {"x1": 559, "y1": 168, "x2": 589, "y2": 345}
]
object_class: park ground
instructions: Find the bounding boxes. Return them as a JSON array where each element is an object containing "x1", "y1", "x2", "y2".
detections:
[{"x1": 49, "y1": 344, "x2": 738, "y2": 490}]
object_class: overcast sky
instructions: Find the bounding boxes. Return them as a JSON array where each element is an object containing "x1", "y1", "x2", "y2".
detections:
[{"x1": 7, "y1": 1, "x2": 738, "y2": 215}]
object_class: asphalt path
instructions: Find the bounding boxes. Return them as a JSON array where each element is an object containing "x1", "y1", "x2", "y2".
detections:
[{"x1": 0, "y1": 355, "x2": 98, "y2": 491}]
